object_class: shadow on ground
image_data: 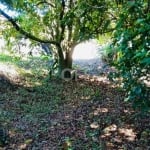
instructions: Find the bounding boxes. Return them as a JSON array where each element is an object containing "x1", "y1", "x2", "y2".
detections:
[{"x1": 0, "y1": 73, "x2": 150, "y2": 149}]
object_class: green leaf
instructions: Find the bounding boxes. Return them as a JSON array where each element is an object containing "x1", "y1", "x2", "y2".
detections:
[
  {"x1": 135, "y1": 18, "x2": 145, "y2": 24},
  {"x1": 133, "y1": 86, "x2": 142, "y2": 95},
  {"x1": 141, "y1": 58, "x2": 150, "y2": 65}
]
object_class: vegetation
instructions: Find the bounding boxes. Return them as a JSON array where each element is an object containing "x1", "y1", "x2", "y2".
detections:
[
  {"x1": 0, "y1": 0, "x2": 150, "y2": 149},
  {"x1": 100, "y1": 43, "x2": 116, "y2": 64},
  {"x1": 98, "y1": 1, "x2": 150, "y2": 112},
  {"x1": 112, "y1": 1, "x2": 150, "y2": 111}
]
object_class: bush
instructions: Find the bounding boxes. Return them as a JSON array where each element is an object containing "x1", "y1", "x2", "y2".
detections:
[
  {"x1": 112, "y1": 1, "x2": 150, "y2": 112},
  {"x1": 101, "y1": 44, "x2": 117, "y2": 64}
]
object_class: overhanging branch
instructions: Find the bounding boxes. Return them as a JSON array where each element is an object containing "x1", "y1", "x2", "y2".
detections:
[
  {"x1": 36, "y1": 0, "x2": 55, "y2": 8},
  {"x1": 0, "y1": 8, "x2": 59, "y2": 46}
]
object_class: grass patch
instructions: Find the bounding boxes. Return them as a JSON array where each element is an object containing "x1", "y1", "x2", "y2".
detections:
[
  {"x1": 0, "y1": 53, "x2": 21, "y2": 64},
  {"x1": 0, "y1": 53, "x2": 52, "y2": 86}
]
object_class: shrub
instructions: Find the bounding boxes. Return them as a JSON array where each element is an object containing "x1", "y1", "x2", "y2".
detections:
[
  {"x1": 112, "y1": 1, "x2": 150, "y2": 112},
  {"x1": 101, "y1": 43, "x2": 117, "y2": 64}
]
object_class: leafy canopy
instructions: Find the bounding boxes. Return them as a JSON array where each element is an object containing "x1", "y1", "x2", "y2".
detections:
[{"x1": 0, "y1": 0, "x2": 112, "y2": 47}]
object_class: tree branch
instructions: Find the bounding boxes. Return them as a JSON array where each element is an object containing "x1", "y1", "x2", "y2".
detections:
[
  {"x1": 86, "y1": 2, "x2": 106, "y2": 9},
  {"x1": 36, "y1": 0, "x2": 55, "y2": 8},
  {"x1": 59, "y1": 0, "x2": 65, "y2": 42},
  {"x1": 0, "y1": 8, "x2": 59, "y2": 46}
]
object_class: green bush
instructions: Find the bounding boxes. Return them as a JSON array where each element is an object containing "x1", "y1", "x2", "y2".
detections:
[
  {"x1": 101, "y1": 43, "x2": 117, "y2": 64},
  {"x1": 112, "y1": 1, "x2": 150, "y2": 112}
]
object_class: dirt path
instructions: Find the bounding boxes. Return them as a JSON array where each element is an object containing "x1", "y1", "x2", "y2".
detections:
[{"x1": 73, "y1": 58, "x2": 113, "y2": 76}]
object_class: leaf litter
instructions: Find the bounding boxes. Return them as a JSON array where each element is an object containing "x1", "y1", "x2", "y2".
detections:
[{"x1": 0, "y1": 68, "x2": 150, "y2": 150}]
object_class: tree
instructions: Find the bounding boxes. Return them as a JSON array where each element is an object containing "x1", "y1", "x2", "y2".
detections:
[
  {"x1": 112, "y1": 0, "x2": 150, "y2": 111},
  {"x1": 0, "y1": 0, "x2": 111, "y2": 77}
]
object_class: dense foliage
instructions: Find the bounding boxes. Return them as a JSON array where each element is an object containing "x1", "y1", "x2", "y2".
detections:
[{"x1": 112, "y1": 1, "x2": 150, "y2": 111}]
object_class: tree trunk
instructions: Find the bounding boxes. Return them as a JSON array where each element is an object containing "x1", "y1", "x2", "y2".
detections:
[
  {"x1": 58, "y1": 51, "x2": 73, "y2": 78},
  {"x1": 64, "y1": 51, "x2": 73, "y2": 69},
  {"x1": 57, "y1": 48, "x2": 75, "y2": 78}
]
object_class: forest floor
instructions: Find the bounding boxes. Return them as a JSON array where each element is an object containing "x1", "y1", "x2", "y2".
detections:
[{"x1": 0, "y1": 55, "x2": 150, "y2": 150}]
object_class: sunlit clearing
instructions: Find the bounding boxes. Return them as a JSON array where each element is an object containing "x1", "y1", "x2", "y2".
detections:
[{"x1": 73, "y1": 40, "x2": 99, "y2": 60}]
